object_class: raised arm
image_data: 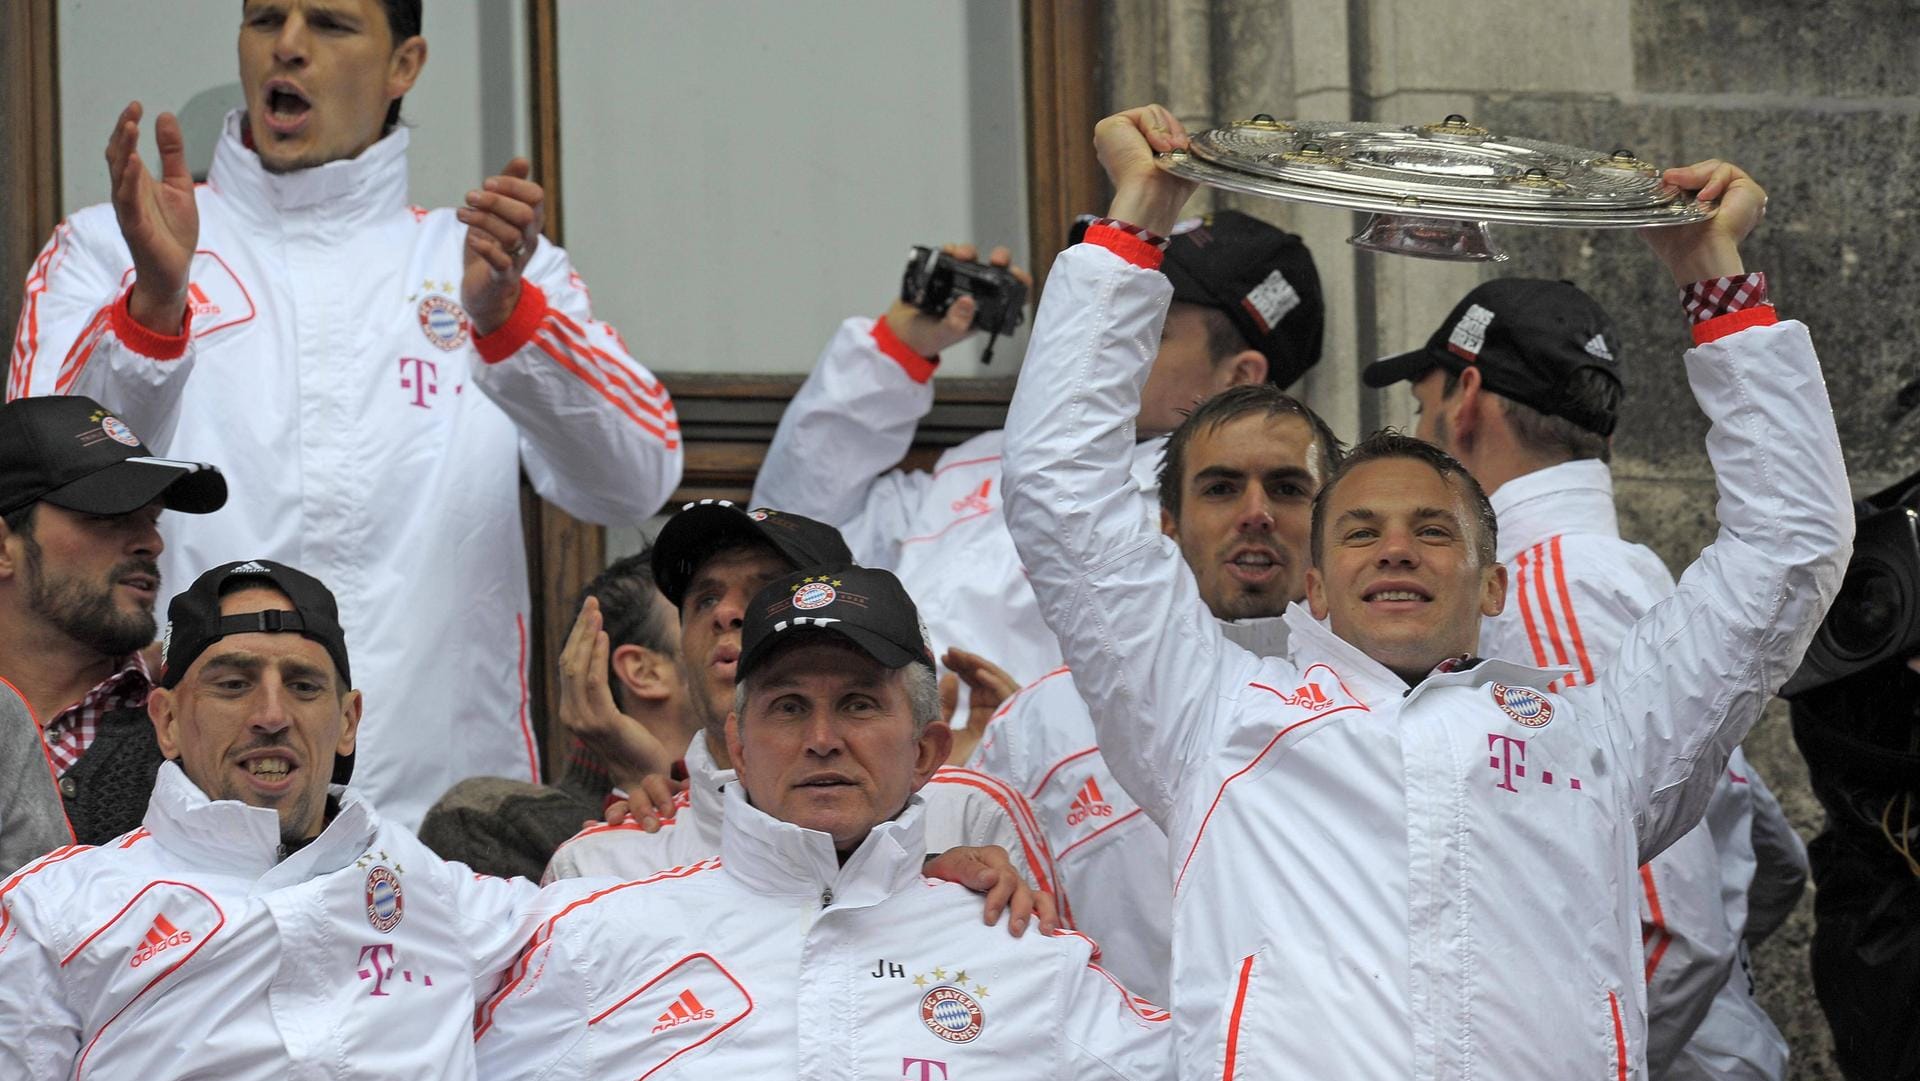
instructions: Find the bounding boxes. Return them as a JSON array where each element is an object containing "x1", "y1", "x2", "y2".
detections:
[
  {"x1": 9, "y1": 105, "x2": 204, "y2": 449},
  {"x1": 458, "y1": 159, "x2": 681, "y2": 525},
  {"x1": 751, "y1": 245, "x2": 1024, "y2": 569},
  {"x1": 1588, "y1": 161, "x2": 1852, "y2": 860},
  {"x1": 1001, "y1": 106, "x2": 1251, "y2": 826}
]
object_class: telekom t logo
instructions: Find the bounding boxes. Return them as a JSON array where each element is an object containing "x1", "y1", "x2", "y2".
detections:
[
  {"x1": 902, "y1": 1059, "x2": 949, "y2": 1081},
  {"x1": 1488, "y1": 733, "x2": 1527, "y2": 792},
  {"x1": 399, "y1": 356, "x2": 439, "y2": 408},
  {"x1": 1487, "y1": 732, "x2": 1583, "y2": 793},
  {"x1": 357, "y1": 943, "x2": 434, "y2": 996}
]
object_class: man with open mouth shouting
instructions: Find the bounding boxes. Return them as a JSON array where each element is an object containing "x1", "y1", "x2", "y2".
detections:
[{"x1": 8, "y1": 0, "x2": 682, "y2": 831}]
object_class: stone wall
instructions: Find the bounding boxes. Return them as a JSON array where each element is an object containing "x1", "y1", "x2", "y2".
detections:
[{"x1": 1105, "y1": 2, "x2": 1920, "y2": 1076}]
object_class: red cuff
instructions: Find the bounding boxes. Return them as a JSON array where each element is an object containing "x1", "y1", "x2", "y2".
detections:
[
  {"x1": 110, "y1": 287, "x2": 193, "y2": 360},
  {"x1": 870, "y1": 316, "x2": 939, "y2": 384},
  {"x1": 1691, "y1": 305, "x2": 1778, "y2": 346},
  {"x1": 1083, "y1": 224, "x2": 1165, "y2": 270},
  {"x1": 473, "y1": 280, "x2": 549, "y2": 364}
]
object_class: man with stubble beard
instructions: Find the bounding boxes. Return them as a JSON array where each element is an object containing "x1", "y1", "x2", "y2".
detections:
[
  {"x1": 0, "y1": 395, "x2": 226, "y2": 858},
  {"x1": 970, "y1": 384, "x2": 1340, "y2": 1001}
]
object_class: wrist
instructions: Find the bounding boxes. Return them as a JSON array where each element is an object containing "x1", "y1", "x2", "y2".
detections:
[
  {"x1": 882, "y1": 303, "x2": 948, "y2": 360},
  {"x1": 1663, "y1": 243, "x2": 1745, "y2": 288},
  {"x1": 1106, "y1": 184, "x2": 1187, "y2": 238},
  {"x1": 127, "y1": 281, "x2": 189, "y2": 335}
]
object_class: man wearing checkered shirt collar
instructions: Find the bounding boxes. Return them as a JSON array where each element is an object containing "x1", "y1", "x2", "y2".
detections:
[{"x1": 0, "y1": 395, "x2": 226, "y2": 859}]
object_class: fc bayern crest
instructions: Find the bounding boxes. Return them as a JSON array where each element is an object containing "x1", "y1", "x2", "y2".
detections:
[
  {"x1": 365, "y1": 865, "x2": 404, "y2": 933},
  {"x1": 417, "y1": 295, "x2": 470, "y2": 352},
  {"x1": 1492, "y1": 683, "x2": 1553, "y2": 728},
  {"x1": 792, "y1": 581, "x2": 837, "y2": 611},
  {"x1": 919, "y1": 985, "x2": 985, "y2": 1044},
  {"x1": 100, "y1": 415, "x2": 140, "y2": 447},
  {"x1": 748, "y1": 510, "x2": 769, "y2": 521}
]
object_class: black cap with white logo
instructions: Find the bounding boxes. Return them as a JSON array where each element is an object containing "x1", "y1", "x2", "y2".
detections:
[
  {"x1": 159, "y1": 559, "x2": 356, "y2": 783},
  {"x1": 1361, "y1": 278, "x2": 1624, "y2": 437},
  {"x1": 651, "y1": 500, "x2": 854, "y2": 608},
  {"x1": 0, "y1": 395, "x2": 226, "y2": 517},
  {"x1": 737, "y1": 565, "x2": 936, "y2": 682},
  {"x1": 1073, "y1": 209, "x2": 1324, "y2": 387}
]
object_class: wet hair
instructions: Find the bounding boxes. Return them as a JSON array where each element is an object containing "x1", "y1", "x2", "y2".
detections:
[
  {"x1": 1442, "y1": 367, "x2": 1618, "y2": 464},
  {"x1": 579, "y1": 546, "x2": 675, "y2": 694},
  {"x1": 1159, "y1": 385, "x2": 1344, "y2": 522},
  {"x1": 1309, "y1": 429, "x2": 1498, "y2": 567}
]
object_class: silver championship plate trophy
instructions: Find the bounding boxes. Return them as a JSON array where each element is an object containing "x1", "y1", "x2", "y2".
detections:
[{"x1": 1158, "y1": 114, "x2": 1715, "y2": 262}]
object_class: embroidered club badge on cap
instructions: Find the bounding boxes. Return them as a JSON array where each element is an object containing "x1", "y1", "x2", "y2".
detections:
[{"x1": 1492, "y1": 683, "x2": 1553, "y2": 728}]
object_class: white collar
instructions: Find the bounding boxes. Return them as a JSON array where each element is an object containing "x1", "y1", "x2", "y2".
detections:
[
  {"x1": 206, "y1": 109, "x2": 411, "y2": 225},
  {"x1": 718, "y1": 783, "x2": 928, "y2": 909},
  {"x1": 144, "y1": 761, "x2": 380, "y2": 887},
  {"x1": 1488, "y1": 459, "x2": 1620, "y2": 563}
]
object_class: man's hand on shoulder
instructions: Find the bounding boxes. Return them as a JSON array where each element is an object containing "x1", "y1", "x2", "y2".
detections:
[
  {"x1": 884, "y1": 244, "x2": 1030, "y2": 358},
  {"x1": 107, "y1": 102, "x2": 198, "y2": 335},
  {"x1": 1095, "y1": 104, "x2": 1199, "y2": 238},
  {"x1": 460, "y1": 156, "x2": 547, "y2": 336},
  {"x1": 1640, "y1": 160, "x2": 1766, "y2": 286},
  {"x1": 924, "y1": 845, "x2": 1060, "y2": 938}
]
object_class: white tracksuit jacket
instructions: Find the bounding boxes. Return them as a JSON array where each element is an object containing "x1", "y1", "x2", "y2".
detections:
[
  {"x1": 968, "y1": 617, "x2": 1290, "y2": 1004},
  {"x1": 9, "y1": 112, "x2": 682, "y2": 827},
  {"x1": 1001, "y1": 238, "x2": 1850, "y2": 1080},
  {"x1": 1483, "y1": 457, "x2": 1753, "y2": 1075},
  {"x1": 0, "y1": 762, "x2": 542, "y2": 1079},
  {"x1": 750, "y1": 315, "x2": 1164, "y2": 689},
  {"x1": 476, "y1": 783, "x2": 1171, "y2": 1080},
  {"x1": 543, "y1": 736, "x2": 1065, "y2": 900},
  {"x1": 1667, "y1": 751, "x2": 1807, "y2": 1081}
]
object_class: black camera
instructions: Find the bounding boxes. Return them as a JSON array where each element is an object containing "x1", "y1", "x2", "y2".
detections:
[
  {"x1": 900, "y1": 246, "x2": 1028, "y2": 341},
  {"x1": 1783, "y1": 467, "x2": 1920, "y2": 698}
]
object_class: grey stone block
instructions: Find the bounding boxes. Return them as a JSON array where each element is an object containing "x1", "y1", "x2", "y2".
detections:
[{"x1": 1633, "y1": 0, "x2": 1920, "y2": 98}]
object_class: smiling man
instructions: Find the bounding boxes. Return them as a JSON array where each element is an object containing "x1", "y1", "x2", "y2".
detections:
[
  {"x1": 0, "y1": 560, "x2": 552, "y2": 1079},
  {"x1": 9, "y1": 0, "x2": 681, "y2": 828},
  {"x1": 969, "y1": 384, "x2": 1338, "y2": 1000},
  {"x1": 1001, "y1": 103, "x2": 1852, "y2": 1079},
  {"x1": 0, "y1": 395, "x2": 226, "y2": 859},
  {"x1": 474, "y1": 566, "x2": 1169, "y2": 1081},
  {"x1": 1367, "y1": 278, "x2": 1801, "y2": 1079}
]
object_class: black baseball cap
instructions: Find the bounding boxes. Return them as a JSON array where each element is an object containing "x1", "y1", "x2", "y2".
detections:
[
  {"x1": 0, "y1": 396, "x2": 226, "y2": 517},
  {"x1": 1072, "y1": 210, "x2": 1325, "y2": 387},
  {"x1": 1362, "y1": 278, "x2": 1624, "y2": 437},
  {"x1": 738, "y1": 565, "x2": 936, "y2": 682},
  {"x1": 651, "y1": 500, "x2": 854, "y2": 608},
  {"x1": 159, "y1": 559, "x2": 356, "y2": 783}
]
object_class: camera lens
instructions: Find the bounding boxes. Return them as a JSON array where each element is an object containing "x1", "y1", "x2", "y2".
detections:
[{"x1": 1826, "y1": 560, "x2": 1906, "y2": 659}]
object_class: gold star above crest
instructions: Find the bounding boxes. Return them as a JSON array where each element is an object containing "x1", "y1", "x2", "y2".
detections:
[
  {"x1": 913, "y1": 974, "x2": 928, "y2": 988},
  {"x1": 831, "y1": 578, "x2": 843, "y2": 587},
  {"x1": 974, "y1": 984, "x2": 989, "y2": 997},
  {"x1": 421, "y1": 278, "x2": 435, "y2": 293},
  {"x1": 953, "y1": 970, "x2": 967, "y2": 984},
  {"x1": 932, "y1": 967, "x2": 947, "y2": 981}
]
